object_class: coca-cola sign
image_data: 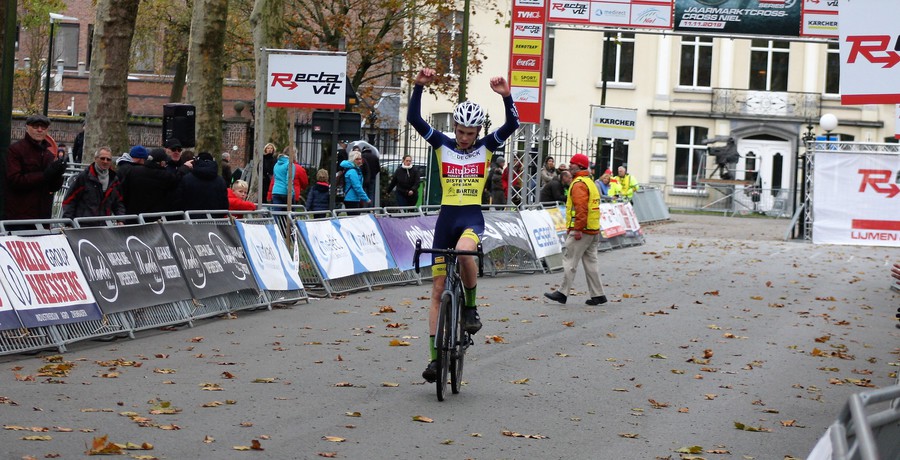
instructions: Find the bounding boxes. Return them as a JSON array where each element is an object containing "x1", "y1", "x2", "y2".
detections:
[{"x1": 512, "y1": 55, "x2": 542, "y2": 70}]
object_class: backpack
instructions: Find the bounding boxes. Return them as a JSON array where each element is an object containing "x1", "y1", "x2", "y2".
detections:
[{"x1": 335, "y1": 169, "x2": 347, "y2": 198}]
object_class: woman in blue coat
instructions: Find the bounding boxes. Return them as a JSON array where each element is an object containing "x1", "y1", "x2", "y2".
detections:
[{"x1": 339, "y1": 150, "x2": 370, "y2": 214}]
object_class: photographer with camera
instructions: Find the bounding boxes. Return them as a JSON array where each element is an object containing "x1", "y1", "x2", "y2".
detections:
[{"x1": 3, "y1": 115, "x2": 67, "y2": 225}]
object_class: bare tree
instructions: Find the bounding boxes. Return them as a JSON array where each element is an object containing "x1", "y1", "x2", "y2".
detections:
[
  {"x1": 185, "y1": 0, "x2": 229, "y2": 156},
  {"x1": 85, "y1": 0, "x2": 141, "y2": 157},
  {"x1": 12, "y1": 0, "x2": 67, "y2": 114},
  {"x1": 251, "y1": 0, "x2": 289, "y2": 149}
]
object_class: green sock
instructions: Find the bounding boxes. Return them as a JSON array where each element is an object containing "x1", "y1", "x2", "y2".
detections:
[
  {"x1": 429, "y1": 336, "x2": 437, "y2": 361},
  {"x1": 464, "y1": 286, "x2": 477, "y2": 308}
]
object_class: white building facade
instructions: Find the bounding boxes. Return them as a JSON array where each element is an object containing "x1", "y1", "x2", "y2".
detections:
[{"x1": 401, "y1": 2, "x2": 896, "y2": 211}]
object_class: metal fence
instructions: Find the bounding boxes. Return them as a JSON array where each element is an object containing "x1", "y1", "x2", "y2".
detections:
[{"x1": 663, "y1": 185, "x2": 793, "y2": 217}]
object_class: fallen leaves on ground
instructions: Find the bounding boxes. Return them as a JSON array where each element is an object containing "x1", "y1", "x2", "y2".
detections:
[
  {"x1": 412, "y1": 415, "x2": 433, "y2": 423},
  {"x1": 501, "y1": 430, "x2": 547, "y2": 439},
  {"x1": 733, "y1": 421, "x2": 772, "y2": 432}
]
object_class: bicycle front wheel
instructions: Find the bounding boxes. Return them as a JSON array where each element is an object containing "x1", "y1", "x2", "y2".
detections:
[
  {"x1": 450, "y1": 285, "x2": 466, "y2": 394},
  {"x1": 435, "y1": 292, "x2": 453, "y2": 401}
]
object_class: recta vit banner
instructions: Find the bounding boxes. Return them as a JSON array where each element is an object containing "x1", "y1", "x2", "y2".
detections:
[
  {"x1": 66, "y1": 224, "x2": 192, "y2": 313},
  {"x1": 674, "y1": 0, "x2": 802, "y2": 37},
  {"x1": 234, "y1": 222, "x2": 303, "y2": 291},
  {"x1": 519, "y1": 209, "x2": 563, "y2": 258},
  {"x1": 0, "y1": 235, "x2": 103, "y2": 328},
  {"x1": 266, "y1": 52, "x2": 348, "y2": 109},
  {"x1": 812, "y1": 151, "x2": 900, "y2": 247},
  {"x1": 161, "y1": 223, "x2": 259, "y2": 298},
  {"x1": 374, "y1": 215, "x2": 438, "y2": 272}
]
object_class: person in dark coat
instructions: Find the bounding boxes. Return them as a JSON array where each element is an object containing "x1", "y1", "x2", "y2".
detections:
[
  {"x1": 173, "y1": 152, "x2": 228, "y2": 214},
  {"x1": 261, "y1": 143, "x2": 277, "y2": 203},
  {"x1": 117, "y1": 145, "x2": 148, "y2": 180},
  {"x1": 72, "y1": 122, "x2": 85, "y2": 164},
  {"x1": 61, "y1": 147, "x2": 125, "y2": 224},
  {"x1": 120, "y1": 148, "x2": 179, "y2": 219},
  {"x1": 386, "y1": 155, "x2": 421, "y2": 207},
  {"x1": 220, "y1": 152, "x2": 233, "y2": 185},
  {"x1": 306, "y1": 168, "x2": 331, "y2": 218},
  {"x1": 360, "y1": 146, "x2": 380, "y2": 202},
  {"x1": 489, "y1": 156, "x2": 507, "y2": 207},
  {"x1": 4, "y1": 114, "x2": 67, "y2": 223},
  {"x1": 539, "y1": 170, "x2": 572, "y2": 204}
]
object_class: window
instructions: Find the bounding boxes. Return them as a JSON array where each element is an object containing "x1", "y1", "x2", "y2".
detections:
[
  {"x1": 679, "y1": 36, "x2": 712, "y2": 87},
  {"x1": 436, "y1": 10, "x2": 464, "y2": 76},
  {"x1": 602, "y1": 32, "x2": 634, "y2": 84},
  {"x1": 131, "y1": 43, "x2": 155, "y2": 73},
  {"x1": 431, "y1": 112, "x2": 453, "y2": 133},
  {"x1": 546, "y1": 30, "x2": 555, "y2": 80},
  {"x1": 390, "y1": 41, "x2": 403, "y2": 87},
  {"x1": 55, "y1": 23, "x2": 80, "y2": 69},
  {"x1": 674, "y1": 126, "x2": 708, "y2": 190},
  {"x1": 825, "y1": 42, "x2": 840, "y2": 95},
  {"x1": 749, "y1": 39, "x2": 789, "y2": 91},
  {"x1": 86, "y1": 25, "x2": 94, "y2": 69}
]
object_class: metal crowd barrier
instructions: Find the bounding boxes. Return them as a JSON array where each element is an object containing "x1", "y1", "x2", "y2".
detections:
[
  {"x1": 0, "y1": 210, "x2": 309, "y2": 356},
  {"x1": 631, "y1": 187, "x2": 670, "y2": 223},
  {"x1": 812, "y1": 385, "x2": 900, "y2": 460}
]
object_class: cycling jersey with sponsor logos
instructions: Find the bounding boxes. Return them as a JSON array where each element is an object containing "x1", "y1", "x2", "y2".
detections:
[{"x1": 407, "y1": 85, "x2": 520, "y2": 207}]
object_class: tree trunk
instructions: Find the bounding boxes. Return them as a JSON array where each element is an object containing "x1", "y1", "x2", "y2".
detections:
[
  {"x1": 85, "y1": 0, "x2": 140, "y2": 158},
  {"x1": 169, "y1": 54, "x2": 188, "y2": 103},
  {"x1": 186, "y1": 0, "x2": 228, "y2": 157},
  {"x1": 250, "y1": 0, "x2": 287, "y2": 202}
]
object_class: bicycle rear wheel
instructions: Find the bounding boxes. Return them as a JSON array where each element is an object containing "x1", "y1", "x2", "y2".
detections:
[{"x1": 435, "y1": 293, "x2": 453, "y2": 401}]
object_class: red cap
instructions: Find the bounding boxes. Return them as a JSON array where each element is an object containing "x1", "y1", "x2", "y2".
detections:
[{"x1": 570, "y1": 153, "x2": 590, "y2": 169}]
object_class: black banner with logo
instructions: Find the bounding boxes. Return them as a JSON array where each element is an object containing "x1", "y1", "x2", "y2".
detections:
[
  {"x1": 160, "y1": 223, "x2": 258, "y2": 299},
  {"x1": 66, "y1": 224, "x2": 192, "y2": 314}
]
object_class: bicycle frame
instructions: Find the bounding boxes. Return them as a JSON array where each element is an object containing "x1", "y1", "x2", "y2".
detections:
[{"x1": 413, "y1": 239, "x2": 484, "y2": 401}]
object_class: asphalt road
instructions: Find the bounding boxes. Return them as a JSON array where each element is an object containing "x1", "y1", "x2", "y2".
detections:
[{"x1": 1, "y1": 214, "x2": 898, "y2": 460}]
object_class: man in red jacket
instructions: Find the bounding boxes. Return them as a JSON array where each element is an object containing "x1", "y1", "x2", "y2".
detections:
[{"x1": 4, "y1": 115, "x2": 67, "y2": 225}]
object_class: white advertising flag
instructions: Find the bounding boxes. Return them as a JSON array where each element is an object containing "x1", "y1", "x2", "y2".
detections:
[
  {"x1": 839, "y1": 0, "x2": 900, "y2": 104},
  {"x1": 267, "y1": 52, "x2": 347, "y2": 109},
  {"x1": 812, "y1": 151, "x2": 900, "y2": 246}
]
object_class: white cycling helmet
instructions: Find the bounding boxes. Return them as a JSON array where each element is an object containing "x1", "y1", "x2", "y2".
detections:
[{"x1": 453, "y1": 101, "x2": 486, "y2": 128}]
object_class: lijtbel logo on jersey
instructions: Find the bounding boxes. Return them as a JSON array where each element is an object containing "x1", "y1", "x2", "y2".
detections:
[{"x1": 443, "y1": 162, "x2": 485, "y2": 178}]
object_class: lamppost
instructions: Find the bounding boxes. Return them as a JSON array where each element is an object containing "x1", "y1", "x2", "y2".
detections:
[
  {"x1": 43, "y1": 13, "x2": 78, "y2": 116},
  {"x1": 796, "y1": 113, "x2": 838, "y2": 240},
  {"x1": 819, "y1": 113, "x2": 838, "y2": 142}
]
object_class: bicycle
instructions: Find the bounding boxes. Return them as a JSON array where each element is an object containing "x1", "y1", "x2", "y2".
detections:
[{"x1": 413, "y1": 239, "x2": 484, "y2": 401}]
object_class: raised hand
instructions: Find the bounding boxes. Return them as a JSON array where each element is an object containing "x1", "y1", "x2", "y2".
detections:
[
  {"x1": 415, "y1": 68, "x2": 436, "y2": 86},
  {"x1": 490, "y1": 76, "x2": 511, "y2": 97}
]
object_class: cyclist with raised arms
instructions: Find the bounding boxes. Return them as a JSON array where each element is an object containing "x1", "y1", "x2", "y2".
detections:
[{"x1": 407, "y1": 67, "x2": 520, "y2": 382}]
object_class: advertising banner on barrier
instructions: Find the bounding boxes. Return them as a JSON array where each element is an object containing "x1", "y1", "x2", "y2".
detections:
[
  {"x1": 519, "y1": 209, "x2": 562, "y2": 258},
  {"x1": 616, "y1": 202, "x2": 643, "y2": 235},
  {"x1": 483, "y1": 212, "x2": 534, "y2": 254},
  {"x1": 0, "y1": 235, "x2": 103, "y2": 328},
  {"x1": 234, "y1": 222, "x2": 303, "y2": 291},
  {"x1": 67, "y1": 224, "x2": 191, "y2": 313},
  {"x1": 335, "y1": 215, "x2": 397, "y2": 273},
  {"x1": 674, "y1": 0, "x2": 802, "y2": 37},
  {"x1": 812, "y1": 152, "x2": 900, "y2": 247},
  {"x1": 296, "y1": 220, "x2": 354, "y2": 280},
  {"x1": 600, "y1": 203, "x2": 626, "y2": 238},
  {"x1": 0, "y1": 276, "x2": 21, "y2": 331},
  {"x1": 162, "y1": 223, "x2": 258, "y2": 298},
  {"x1": 375, "y1": 215, "x2": 438, "y2": 272}
]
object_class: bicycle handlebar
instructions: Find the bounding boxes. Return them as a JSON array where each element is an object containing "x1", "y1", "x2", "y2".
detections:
[{"x1": 413, "y1": 239, "x2": 484, "y2": 278}]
